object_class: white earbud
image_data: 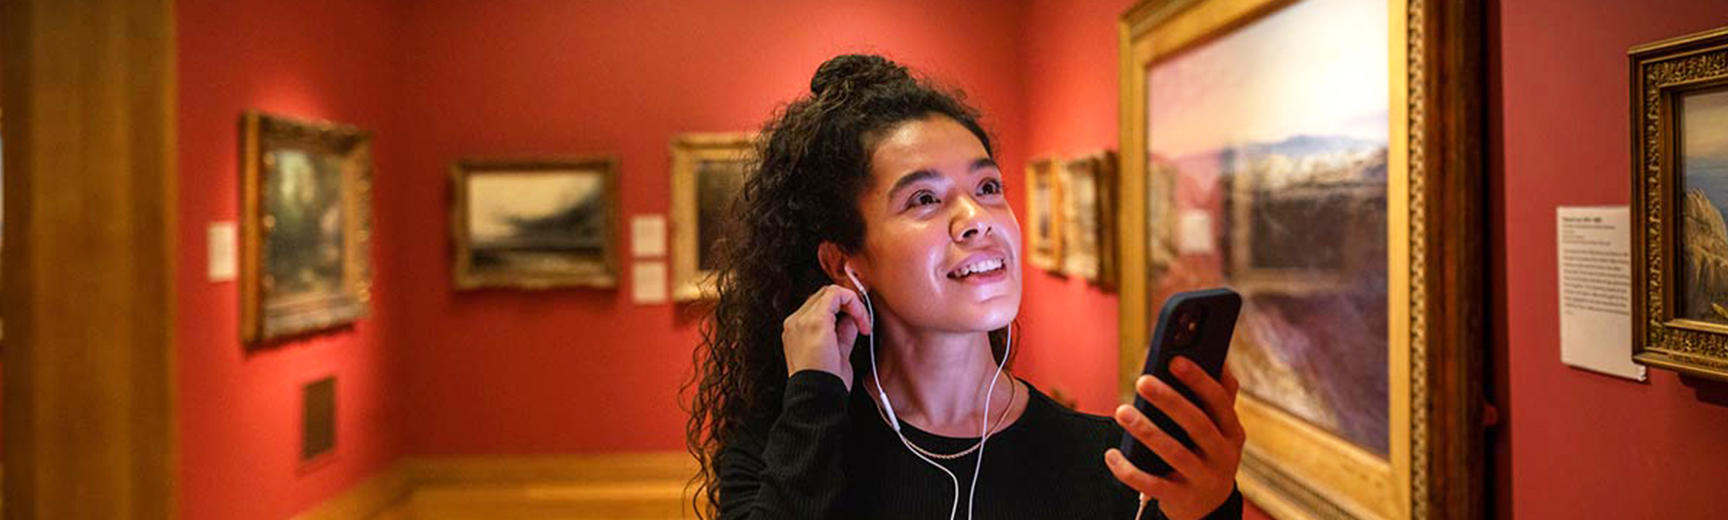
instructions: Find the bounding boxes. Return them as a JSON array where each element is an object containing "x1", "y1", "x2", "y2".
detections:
[{"x1": 844, "y1": 264, "x2": 868, "y2": 297}]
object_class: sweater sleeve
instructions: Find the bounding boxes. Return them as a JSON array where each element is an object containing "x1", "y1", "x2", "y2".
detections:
[
  {"x1": 1138, "y1": 487, "x2": 1244, "y2": 520},
  {"x1": 715, "y1": 369, "x2": 853, "y2": 519}
]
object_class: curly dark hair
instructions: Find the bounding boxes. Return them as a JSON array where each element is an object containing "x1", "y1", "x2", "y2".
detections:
[{"x1": 682, "y1": 54, "x2": 1016, "y2": 517}]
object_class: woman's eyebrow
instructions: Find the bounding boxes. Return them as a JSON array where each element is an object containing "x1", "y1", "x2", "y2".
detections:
[
  {"x1": 888, "y1": 158, "x2": 996, "y2": 197},
  {"x1": 887, "y1": 169, "x2": 940, "y2": 197}
]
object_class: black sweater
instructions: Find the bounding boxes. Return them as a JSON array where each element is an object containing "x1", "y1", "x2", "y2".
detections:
[{"x1": 717, "y1": 370, "x2": 1243, "y2": 519}]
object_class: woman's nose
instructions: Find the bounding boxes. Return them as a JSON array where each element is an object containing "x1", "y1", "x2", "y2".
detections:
[{"x1": 951, "y1": 196, "x2": 993, "y2": 242}]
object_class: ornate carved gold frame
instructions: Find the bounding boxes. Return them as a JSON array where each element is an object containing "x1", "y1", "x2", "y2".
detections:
[
  {"x1": 1631, "y1": 26, "x2": 1728, "y2": 382},
  {"x1": 239, "y1": 111, "x2": 374, "y2": 346},
  {"x1": 449, "y1": 156, "x2": 621, "y2": 291},
  {"x1": 670, "y1": 133, "x2": 755, "y2": 301},
  {"x1": 1116, "y1": 0, "x2": 1484, "y2": 517}
]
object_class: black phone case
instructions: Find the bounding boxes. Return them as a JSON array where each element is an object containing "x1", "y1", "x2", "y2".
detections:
[{"x1": 1119, "y1": 287, "x2": 1240, "y2": 476}]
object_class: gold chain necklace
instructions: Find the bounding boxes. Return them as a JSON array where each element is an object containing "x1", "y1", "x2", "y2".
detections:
[{"x1": 867, "y1": 376, "x2": 1018, "y2": 460}]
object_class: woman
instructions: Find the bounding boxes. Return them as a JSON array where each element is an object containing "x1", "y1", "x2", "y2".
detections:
[{"x1": 687, "y1": 54, "x2": 1245, "y2": 519}]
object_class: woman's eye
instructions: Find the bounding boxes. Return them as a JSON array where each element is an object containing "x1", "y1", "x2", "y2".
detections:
[
  {"x1": 910, "y1": 191, "x2": 940, "y2": 207},
  {"x1": 979, "y1": 179, "x2": 1004, "y2": 196}
]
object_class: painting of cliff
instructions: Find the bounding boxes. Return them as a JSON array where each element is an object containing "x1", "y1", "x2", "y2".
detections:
[
  {"x1": 1679, "y1": 88, "x2": 1728, "y2": 324},
  {"x1": 1144, "y1": 0, "x2": 1390, "y2": 454}
]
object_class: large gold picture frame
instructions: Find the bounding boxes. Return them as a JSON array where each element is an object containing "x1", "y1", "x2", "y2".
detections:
[
  {"x1": 1631, "y1": 25, "x2": 1728, "y2": 382},
  {"x1": 1117, "y1": 0, "x2": 1484, "y2": 518},
  {"x1": 671, "y1": 133, "x2": 755, "y2": 301},
  {"x1": 240, "y1": 111, "x2": 374, "y2": 346},
  {"x1": 450, "y1": 156, "x2": 621, "y2": 291}
]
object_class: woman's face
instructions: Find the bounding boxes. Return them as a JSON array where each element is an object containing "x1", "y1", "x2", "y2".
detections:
[{"x1": 850, "y1": 115, "x2": 1022, "y2": 334}]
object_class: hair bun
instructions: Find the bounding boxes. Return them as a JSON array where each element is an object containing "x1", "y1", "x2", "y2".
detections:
[{"x1": 810, "y1": 54, "x2": 913, "y2": 97}]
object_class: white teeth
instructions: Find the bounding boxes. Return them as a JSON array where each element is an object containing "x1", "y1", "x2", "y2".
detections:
[{"x1": 951, "y1": 258, "x2": 1005, "y2": 278}]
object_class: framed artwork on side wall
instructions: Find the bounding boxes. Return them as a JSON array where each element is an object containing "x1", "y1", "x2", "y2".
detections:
[
  {"x1": 1026, "y1": 156, "x2": 1064, "y2": 272},
  {"x1": 1632, "y1": 25, "x2": 1728, "y2": 381},
  {"x1": 240, "y1": 111, "x2": 374, "y2": 346},
  {"x1": 1060, "y1": 151, "x2": 1121, "y2": 289},
  {"x1": 1118, "y1": 0, "x2": 1485, "y2": 518},
  {"x1": 671, "y1": 133, "x2": 755, "y2": 301},
  {"x1": 450, "y1": 156, "x2": 620, "y2": 290}
]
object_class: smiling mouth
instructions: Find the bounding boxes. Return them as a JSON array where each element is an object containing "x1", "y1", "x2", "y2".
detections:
[{"x1": 947, "y1": 257, "x2": 1006, "y2": 279}]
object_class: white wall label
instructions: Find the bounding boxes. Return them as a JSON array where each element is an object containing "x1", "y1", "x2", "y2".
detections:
[
  {"x1": 208, "y1": 221, "x2": 237, "y2": 282},
  {"x1": 1177, "y1": 210, "x2": 1214, "y2": 254},
  {"x1": 632, "y1": 214, "x2": 667, "y2": 258},
  {"x1": 1556, "y1": 206, "x2": 1646, "y2": 381},
  {"x1": 633, "y1": 260, "x2": 668, "y2": 304}
]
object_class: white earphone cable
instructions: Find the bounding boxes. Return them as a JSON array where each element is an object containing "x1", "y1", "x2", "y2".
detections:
[
  {"x1": 855, "y1": 280, "x2": 1010, "y2": 520},
  {"x1": 861, "y1": 288, "x2": 961, "y2": 520},
  {"x1": 966, "y1": 323, "x2": 1009, "y2": 520}
]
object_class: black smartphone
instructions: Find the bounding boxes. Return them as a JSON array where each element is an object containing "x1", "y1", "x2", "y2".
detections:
[{"x1": 1119, "y1": 287, "x2": 1241, "y2": 476}]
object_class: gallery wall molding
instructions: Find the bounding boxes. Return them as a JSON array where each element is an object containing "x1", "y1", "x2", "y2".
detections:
[{"x1": 1116, "y1": 0, "x2": 1485, "y2": 518}]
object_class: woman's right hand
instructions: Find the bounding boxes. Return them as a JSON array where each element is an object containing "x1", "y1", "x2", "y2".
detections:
[{"x1": 782, "y1": 285, "x2": 874, "y2": 391}]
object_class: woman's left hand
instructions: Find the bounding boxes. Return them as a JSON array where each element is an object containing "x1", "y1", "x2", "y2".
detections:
[{"x1": 1103, "y1": 358, "x2": 1244, "y2": 520}]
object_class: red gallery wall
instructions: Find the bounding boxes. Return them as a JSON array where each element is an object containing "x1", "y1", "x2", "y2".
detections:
[
  {"x1": 386, "y1": 1, "x2": 1033, "y2": 455},
  {"x1": 1015, "y1": 0, "x2": 1136, "y2": 416},
  {"x1": 1494, "y1": 0, "x2": 1728, "y2": 517},
  {"x1": 177, "y1": 1, "x2": 403, "y2": 519}
]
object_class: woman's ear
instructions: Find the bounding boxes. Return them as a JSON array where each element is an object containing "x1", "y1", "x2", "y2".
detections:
[{"x1": 816, "y1": 241, "x2": 859, "y2": 292}]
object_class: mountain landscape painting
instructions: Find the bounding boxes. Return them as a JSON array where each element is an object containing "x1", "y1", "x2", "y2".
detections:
[
  {"x1": 1678, "y1": 88, "x2": 1728, "y2": 324},
  {"x1": 1144, "y1": 0, "x2": 1391, "y2": 455}
]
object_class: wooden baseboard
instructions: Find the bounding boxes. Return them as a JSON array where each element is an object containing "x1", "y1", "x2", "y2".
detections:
[
  {"x1": 293, "y1": 452, "x2": 700, "y2": 520},
  {"x1": 291, "y1": 465, "x2": 415, "y2": 520}
]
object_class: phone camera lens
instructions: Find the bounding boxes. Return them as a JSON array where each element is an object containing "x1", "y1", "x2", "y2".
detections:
[{"x1": 1170, "y1": 310, "x2": 1203, "y2": 348}]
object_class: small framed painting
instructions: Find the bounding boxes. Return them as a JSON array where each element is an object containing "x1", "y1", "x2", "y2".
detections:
[
  {"x1": 239, "y1": 111, "x2": 373, "y2": 345},
  {"x1": 1060, "y1": 151, "x2": 1121, "y2": 289},
  {"x1": 671, "y1": 133, "x2": 755, "y2": 301},
  {"x1": 450, "y1": 157, "x2": 620, "y2": 290},
  {"x1": 1026, "y1": 156, "x2": 1063, "y2": 272},
  {"x1": 1632, "y1": 24, "x2": 1728, "y2": 381}
]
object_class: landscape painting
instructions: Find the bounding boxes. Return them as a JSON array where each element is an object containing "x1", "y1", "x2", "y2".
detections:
[
  {"x1": 452, "y1": 158, "x2": 618, "y2": 290},
  {"x1": 267, "y1": 148, "x2": 349, "y2": 297},
  {"x1": 240, "y1": 112, "x2": 373, "y2": 345},
  {"x1": 1677, "y1": 88, "x2": 1728, "y2": 324},
  {"x1": 1143, "y1": 0, "x2": 1390, "y2": 455}
]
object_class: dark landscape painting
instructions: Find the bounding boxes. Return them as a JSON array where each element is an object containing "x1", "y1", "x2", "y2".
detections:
[
  {"x1": 695, "y1": 158, "x2": 748, "y2": 271},
  {"x1": 466, "y1": 171, "x2": 607, "y2": 274}
]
